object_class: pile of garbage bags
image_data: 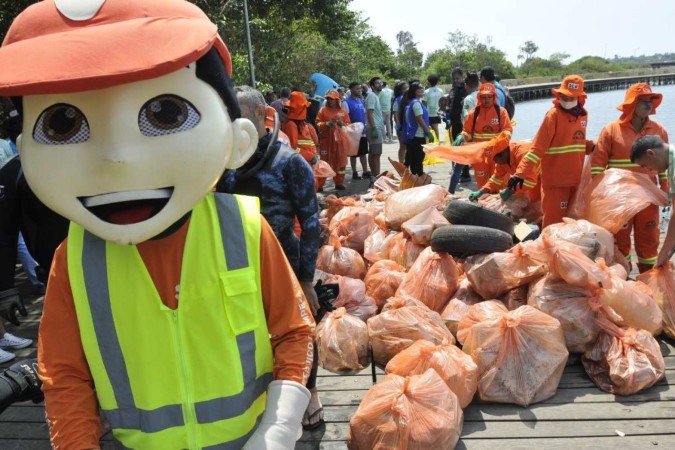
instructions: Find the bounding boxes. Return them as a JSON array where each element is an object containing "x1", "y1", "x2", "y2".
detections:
[{"x1": 313, "y1": 179, "x2": 669, "y2": 449}]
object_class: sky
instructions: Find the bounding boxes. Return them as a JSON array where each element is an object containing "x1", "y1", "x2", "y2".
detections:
[{"x1": 349, "y1": 0, "x2": 675, "y2": 65}]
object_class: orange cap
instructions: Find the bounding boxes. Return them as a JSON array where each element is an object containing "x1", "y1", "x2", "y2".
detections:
[
  {"x1": 0, "y1": 0, "x2": 231, "y2": 95},
  {"x1": 552, "y1": 75, "x2": 586, "y2": 99},
  {"x1": 324, "y1": 90, "x2": 341, "y2": 102},
  {"x1": 284, "y1": 91, "x2": 311, "y2": 120},
  {"x1": 477, "y1": 83, "x2": 496, "y2": 97}
]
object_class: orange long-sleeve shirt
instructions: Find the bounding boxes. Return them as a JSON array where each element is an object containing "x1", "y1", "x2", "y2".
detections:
[
  {"x1": 484, "y1": 141, "x2": 540, "y2": 200},
  {"x1": 38, "y1": 216, "x2": 315, "y2": 450},
  {"x1": 461, "y1": 104, "x2": 512, "y2": 143},
  {"x1": 592, "y1": 118, "x2": 669, "y2": 191},
  {"x1": 515, "y1": 105, "x2": 592, "y2": 188},
  {"x1": 281, "y1": 120, "x2": 319, "y2": 163},
  {"x1": 316, "y1": 106, "x2": 351, "y2": 151}
]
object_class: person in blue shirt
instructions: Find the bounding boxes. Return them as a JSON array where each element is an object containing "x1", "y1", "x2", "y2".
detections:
[
  {"x1": 344, "y1": 82, "x2": 370, "y2": 179},
  {"x1": 480, "y1": 66, "x2": 506, "y2": 107}
]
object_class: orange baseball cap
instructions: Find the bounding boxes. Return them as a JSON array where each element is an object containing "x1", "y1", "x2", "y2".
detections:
[
  {"x1": 324, "y1": 90, "x2": 341, "y2": 101},
  {"x1": 0, "y1": 0, "x2": 231, "y2": 96},
  {"x1": 477, "y1": 83, "x2": 496, "y2": 97},
  {"x1": 284, "y1": 91, "x2": 311, "y2": 120},
  {"x1": 552, "y1": 75, "x2": 586, "y2": 99}
]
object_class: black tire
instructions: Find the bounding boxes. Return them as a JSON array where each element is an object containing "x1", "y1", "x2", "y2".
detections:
[
  {"x1": 431, "y1": 225, "x2": 513, "y2": 257},
  {"x1": 443, "y1": 199, "x2": 515, "y2": 235}
]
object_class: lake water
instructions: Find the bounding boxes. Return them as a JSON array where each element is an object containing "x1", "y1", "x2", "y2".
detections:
[{"x1": 511, "y1": 84, "x2": 675, "y2": 141}]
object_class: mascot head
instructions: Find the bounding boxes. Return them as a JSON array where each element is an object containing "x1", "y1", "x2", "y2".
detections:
[{"x1": 0, "y1": 0, "x2": 258, "y2": 244}]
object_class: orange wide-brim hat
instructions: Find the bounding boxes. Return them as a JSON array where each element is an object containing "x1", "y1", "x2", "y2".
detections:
[
  {"x1": 552, "y1": 74, "x2": 587, "y2": 99},
  {"x1": 0, "y1": 0, "x2": 232, "y2": 96},
  {"x1": 284, "y1": 91, "x2": 311, "y2": 120},
  {"x1": 324, "y1": 90, "x2": 341, "y2": 102},
  {"x1": 618, "y1": 83, "x2": 663, "y2": 112}
]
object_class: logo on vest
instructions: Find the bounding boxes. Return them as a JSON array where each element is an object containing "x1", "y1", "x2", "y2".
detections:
[
  {"x1": 567, "y1": 82, "x2": 580, "y2": 90},
  {"x1": 560, "y1": 201, "x2": 568, "y2": 209},
  {"x1": 581, "y1": 121, "x2": 587, "y2": 128},
  {"x1": 477, "y1": 171, "x2": 485, "y2": 176},
  {"x1": 490, "y1": 118, "x2": 500, "y2": 125}
]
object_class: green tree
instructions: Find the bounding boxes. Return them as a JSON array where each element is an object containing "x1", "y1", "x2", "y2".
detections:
[
  {"x1": 519, "y1": 40, "x2": 539, "y2": 63},
  {"x1": 395, "y1": 31, "x2": 423, "y2": 79}
]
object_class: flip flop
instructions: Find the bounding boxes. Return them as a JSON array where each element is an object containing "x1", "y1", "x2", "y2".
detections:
[{"x1": 302, "y1": 406, "x2": 324, "y2": 430}]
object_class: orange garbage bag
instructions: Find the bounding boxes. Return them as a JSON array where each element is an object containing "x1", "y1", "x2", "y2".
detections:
[
  {"x1": 363, "y1": 228, "x2": 396, "y2": 263},
  {"x1": 329, "y1": 206, "x2": 377, "y2": 253},
  {"x1": 348, "y1": 369, "x2": 463, "y2": 450},
  {"x1": 340, "y1": 122, "x2": 364, "y2": 157},
  {"x1": 384, "y1": 184, "x2": 447, "y2": 230},
  {"x1": 313, "y1": 159, "x2": 337, "y2": 178},
  {"x1": 466, "y1": 244, "x2": 546, "y2": 299},
  {"x1": 586, "y1": 169, "x2": 668, "y2": 234},
  {"x1": 397, "y1": 247, "x2": 460, "y2": 313},
  {"x1": 317, "y1": 234, "x2": 367, "y2": 279},
  {"x1": 380, "y1": 295, "x2": 429, "y2": 312},
  {"x1": 457, "y1": 301, "x2": 569, "y2": 406},
  {"x1": 477, "y1": 193, "x2": 530, "y2": 221},
  {"x1": 316, "y1": 307, "x2": 370, "y2": 375},
  {"x1": 325, "y1": 275, "x2": 378, "y2": 322},
  {"x1": 528, "y1": 275, "x2": 599, "y2": 353},
  {"x1": 385, "y1": 339, "x2": 478, "y2": 408},
  {"x1": 364, "y1": 260, "x2": 407, "y2": 311},
  {"x1": 367, "y1": 302, "x2": 455, "y2": 366},
  {"x1": 423, "y1": 141, "x2": 490, "y2": 165},
  {"x1": 401, "y1": 206, "x2": 450, "y2": 246},
  {"x1": 441, "y1": 276, "x2": 483, "y2": 337},
  {"x1": 567, "y1": 155, "x2": 592, "y2": 219},
  {"x1": 541, "y1": 218, "x2": 615, "y2": 262},
  {"x1": 499, "y1": 285, "x2": 529, "y2": 311},
  {"x1": 595, "y1": 272, "x2": 662, "y2": 336},
  {"x1": 582, "y1": 315, "x2": 665, "y2": 395},
  {"x1": 637, "y1": 261, "x2": 675, "y2": 339},
  {"x1": 382, "y1": 232, "x2": 425, "y2": 270}
]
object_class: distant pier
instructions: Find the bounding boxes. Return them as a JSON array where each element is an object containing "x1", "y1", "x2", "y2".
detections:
[{"x1": 506, "y1": 73, "x2": 675, "y2": 102}]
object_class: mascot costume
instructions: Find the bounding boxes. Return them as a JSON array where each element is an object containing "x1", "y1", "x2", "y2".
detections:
[{"x1": 0, "y1": 0, "x2": 316, "y2": 449}]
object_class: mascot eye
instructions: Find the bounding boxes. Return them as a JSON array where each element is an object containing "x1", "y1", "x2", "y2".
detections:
[
  {"x1": 138, "y1": 95, "x2": 201, "y2": 137},
  {"x1": 33, "y1": 104, "x2": 90, "y2": 145}
]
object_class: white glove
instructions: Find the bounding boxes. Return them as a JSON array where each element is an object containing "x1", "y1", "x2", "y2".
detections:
[{"x1": 243, "y1": 380, "x2": 311, "y2": 450}]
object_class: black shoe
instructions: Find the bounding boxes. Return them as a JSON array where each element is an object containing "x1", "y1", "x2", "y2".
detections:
[
  {"x1": 352, "y1": 172, "x2": 362, "y2": 180},
  {"x1": 362, "y1": 171, "x2": 372, "y2": 178}
]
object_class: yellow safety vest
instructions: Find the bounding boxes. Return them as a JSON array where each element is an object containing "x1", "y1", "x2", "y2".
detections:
[{"x1": 67, "y1": 193, "x2": 273, "y2": 449}]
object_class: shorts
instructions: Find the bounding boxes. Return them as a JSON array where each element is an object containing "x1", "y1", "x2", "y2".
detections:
[
  {"x1": 367, "y1": 126, "x2": 383, "y2": 146},
  {"x1": 368, "y1": 142, "x2": 383, "y2": 156},
  {"x1": 429, "y1": 116, "x2": 441, "y2": 125},
  {"x1": 355, "y1": 136, "x2": 369, "y2": 157}
]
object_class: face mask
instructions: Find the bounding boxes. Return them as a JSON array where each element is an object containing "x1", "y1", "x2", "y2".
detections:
[{"x1": 559, "y1": 99, "x2": 578, "y2": 110}]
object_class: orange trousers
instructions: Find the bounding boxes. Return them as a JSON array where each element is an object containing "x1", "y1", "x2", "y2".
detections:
[
  {"x1": 472, "y1": 159, "x2": 495, "y2": 189},
  {"x1": 316, "y1": 147, "x2": 346, "y2": 189},
  {"x1": 541, "y1": 186, "x2": 577, "y2": 229},
  {"x1": 614, "y1": 203, "x2": 659, "y2": 272}
]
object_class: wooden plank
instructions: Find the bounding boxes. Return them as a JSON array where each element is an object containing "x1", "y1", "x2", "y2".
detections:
[
  {"x1": 318, "y1": 399, "x2": 675, "y2": 423},
  {"x1": 453, "y1": 435, "x2": 675, "y2": 450},
  {"x1": 298, "y1": 418, "x2": 675, "y2": 442}
]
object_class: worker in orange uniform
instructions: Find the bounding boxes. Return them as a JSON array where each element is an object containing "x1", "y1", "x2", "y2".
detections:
[
  {"x1": 469, "y1": 140, "x2": 541, "y2": 203},
  {"x1": 282, "y1": 91, "x2": 320, "y2": 165},
  {"x1": 591, "y1": 83, "x2": 669, "y2": 272},
  {"x1": 509, "y1": 75, "x2": 595, "y2": 228},
  {"x1": 454, "y1": 83, "x2": 512, "y2": 188},
  {"x1": 316, "y1": 90, "x2": 351, "y2": 190}
]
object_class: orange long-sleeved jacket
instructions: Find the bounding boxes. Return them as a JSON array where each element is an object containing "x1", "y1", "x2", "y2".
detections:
[
  {"x1": 282, "y1": 120, "x2": 319, "y2": 163},
  {"x1": 38, "y1": 217, "x2": 315, "y2": 450},
  {"x1": 515, "y1": 105, "x2": 592, "y2": 188},
  {"x1": 592, "y1": 118, "x2": 669, "y2": 191},
  {"x1": 316, "y1": 106, "x2": 351, "y2": 150},
  {"x1": 484, "y1": 141, "x2": 540, "y2": 199},
  {"x1": 461, "y1": 104, "x2": 512, "y2": 143}
]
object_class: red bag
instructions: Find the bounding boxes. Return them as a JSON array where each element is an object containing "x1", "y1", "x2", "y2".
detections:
[
  {"x1": 466, "y1": 244, "x2": 546, "y2": 299},
  {"x1": 316, "y1": 234, "x2": 367, "y2": 279},
  {"x1": 316, "y1": 307, "x2": 370, "y2": 374},
  {"x1": 637, "y1": 261, "x2": 675, "y2": 339},
  {"x1": 340, "y1": 122, "x2": 364, "y2": 157},
  {"x1": 364, "y1": 260, "x2": 407, "y2": 311},
  {"x1": 397, "y1": 247, "x2": 460, "y2": 313},
  {"x1": 348, "y1": 369, "x2": 463, "y2": 450},
  {"x1": 385, "y1": 339, "x2": 478, "y2": 408},
  {"x1": 325, "y1": 275, "x2": 378, "y2": 322},
  {"x1": 441, "y1": 276, "x2": 483, "y2": 337},
  {"x1": 582, "y1": 315, "x2": 665, "y2": 395},
  {"x1": 368, "y1": 302, "x2": 455, "y2": 366},
  {"x1": 458, "y1": 301, "x2": 569, "y2": 406},
  {"x1": 586, "y1": 169, "x2": 668, "y2": 233}
]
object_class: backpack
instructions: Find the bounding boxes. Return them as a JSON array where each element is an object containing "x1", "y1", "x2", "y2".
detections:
[{"x1": 495, "y1": 84, "x2": 515, "y2": 119}]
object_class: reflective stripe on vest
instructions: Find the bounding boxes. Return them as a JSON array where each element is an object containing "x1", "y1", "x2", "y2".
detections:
[
  {"x1": 70, "y1": 193, "x2": 272, "y2": 449},
  {"x1": 545, "y1": 144, "x2": 585, "y2": 155}
]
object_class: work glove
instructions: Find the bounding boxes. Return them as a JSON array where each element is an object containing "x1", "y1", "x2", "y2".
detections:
[
  {"x1": 326, "y1": 121, "x2": 334, "y2": 129},
  {"x1": 337, "y1": 121, "x2": 344, "y2": 127},
  {"x1": 243, "y1": 380, "x2": 311, "y2": 450},
  {"x1": 370, "y1": 127, "x2": 379, "y2": 139},
  {"x1": 425, "y1": 131, "x2": 435, "y2": 142},
  {"x1": 468, "y1": 190, "x2": 484, "y2": 202},
  {"x1": 310, "y1": 155, "x2": 319, "y2": 165},
  {"x1": 499, "y1": 188, "x2": 512, "y2": 201},
  {"x1": 507, "y1": 176, "x2": 524, "y2": 191},
  {"x1": 452, "y1": 135, "x2": 464, "y2": 146}
]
